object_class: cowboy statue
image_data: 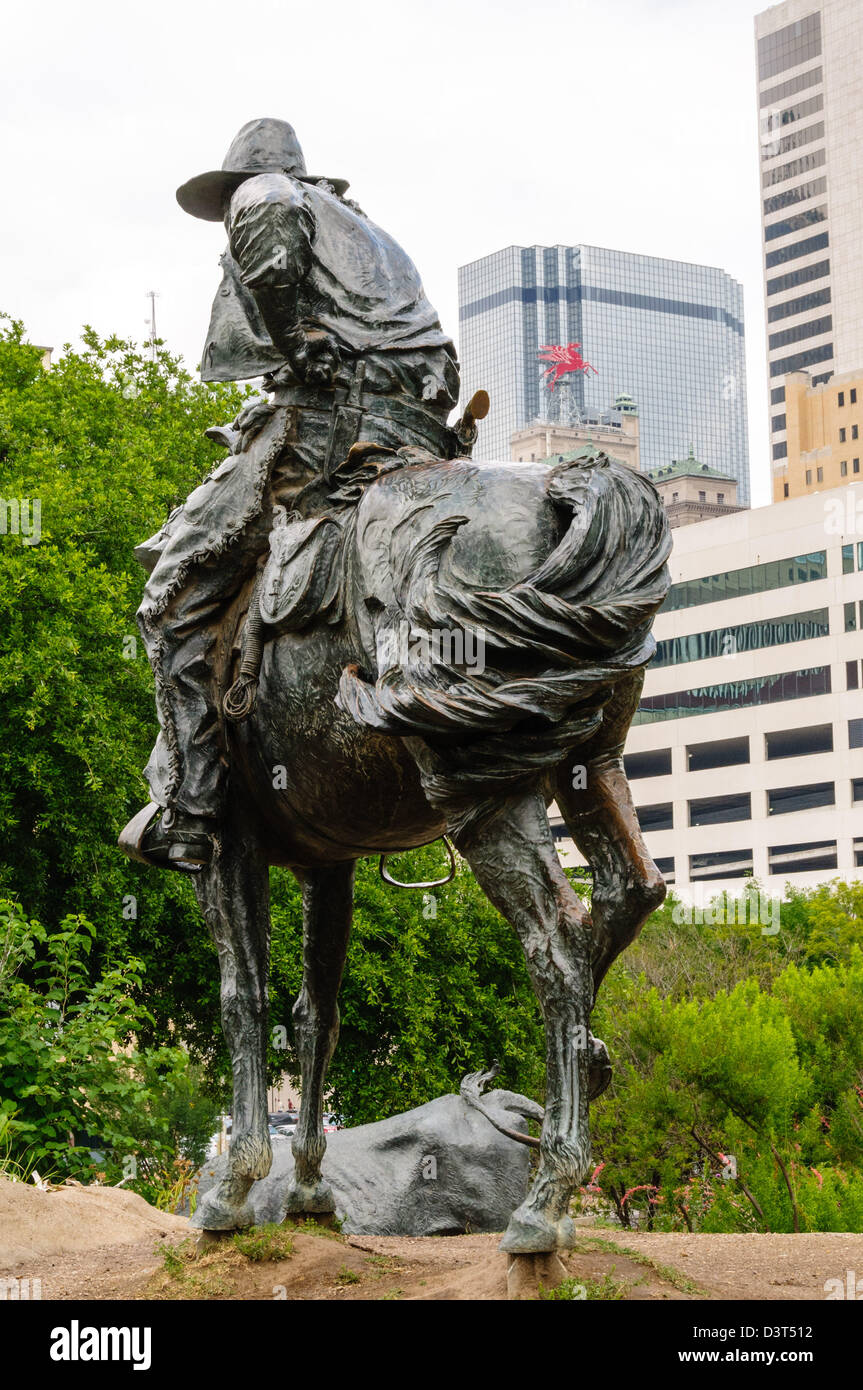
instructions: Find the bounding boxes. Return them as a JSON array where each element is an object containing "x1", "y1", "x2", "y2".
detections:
[{"x1": 120, "y1": 117, "x2": 480, "y2": 872}]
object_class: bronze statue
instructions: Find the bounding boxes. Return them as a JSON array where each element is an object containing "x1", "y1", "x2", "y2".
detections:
[{"x1": 120, "y1": 118, "x2": 671, "y2": 1253}]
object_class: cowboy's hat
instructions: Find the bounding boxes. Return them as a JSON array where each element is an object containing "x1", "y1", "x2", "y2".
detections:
[{"x1": 176, "y1": 117, "x2": 349, "y2": 221}]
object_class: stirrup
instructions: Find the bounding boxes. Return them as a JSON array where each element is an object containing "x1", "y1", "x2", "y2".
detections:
[{"x1": 118, "y1": 803, "x2": 213, "y2": 874}]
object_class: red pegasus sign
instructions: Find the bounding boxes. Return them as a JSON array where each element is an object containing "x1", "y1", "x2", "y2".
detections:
[{"x1": 537, "y1": 342, "x2": 598, "y2": 391}]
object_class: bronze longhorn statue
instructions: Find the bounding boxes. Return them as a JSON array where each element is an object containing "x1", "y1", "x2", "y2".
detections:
[{"x1": 120, "y1": 119, "x2": 671, "y2": 1254}]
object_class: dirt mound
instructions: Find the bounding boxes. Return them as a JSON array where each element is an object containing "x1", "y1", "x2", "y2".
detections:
[{"x1": 0, "y1": 1176, "x2": 191, "y2": 1269}]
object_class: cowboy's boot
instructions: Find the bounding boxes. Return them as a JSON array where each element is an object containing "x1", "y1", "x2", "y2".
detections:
[{"x1": 118, "y1": 803, "x2": 217, "y2": 873}]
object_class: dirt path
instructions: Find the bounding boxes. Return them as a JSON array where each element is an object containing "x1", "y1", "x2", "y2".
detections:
[
  {"x1": 4, "y1": 1179, "x2": 860, "y2": 1300},
  {"x1": 7, "y1": 1226, "x2": 863, "y2": 1301}
]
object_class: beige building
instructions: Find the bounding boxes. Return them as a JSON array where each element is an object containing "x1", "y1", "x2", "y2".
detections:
[
  {"x1": 772, "y1": 366, "x2": 863, "y2": 499},
  {"x1": 648, "y1": 448, "x2": 745, "y2": 528},
  {"x1": 511, "y1": 394, "x2": 640, "y2": 472},
  {"x1": 755, "y1": 1, "x2": 863, "y2": 487},
  {"x1": 552, "y1": 482, "x2": 863, "y2": 897}
]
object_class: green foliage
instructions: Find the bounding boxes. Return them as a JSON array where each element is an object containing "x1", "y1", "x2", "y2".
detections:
[
  {"x1": 539, "y1": 1273, "x2": 627, "y2": 1300},
  {"x1": 0, "y1": 899, "x2": 219, "y2": 1186},
  {"x1": 232, "y1": 1224, "x2": 295, "y2": 1262},
  {"x1": 0, "y1": 314, "x2": 248, "y2": 1061},
  {"x1": 589, "y1": 891, "x2": 863, "y2": 1233}
]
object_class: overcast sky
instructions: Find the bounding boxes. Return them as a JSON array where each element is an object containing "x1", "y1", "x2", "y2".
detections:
[{"x1": 2, "y1": 0, "x2": 773, "y2": 502}]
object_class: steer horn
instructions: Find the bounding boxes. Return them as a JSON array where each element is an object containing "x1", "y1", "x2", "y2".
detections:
[{"x1": 460, "y1": 1062, "x2": 543, "y2": 1149}]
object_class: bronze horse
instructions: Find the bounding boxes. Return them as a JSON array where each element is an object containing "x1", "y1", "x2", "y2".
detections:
[{"x1": 180, "y1": 445, "x2": 670, "y2": 1253}]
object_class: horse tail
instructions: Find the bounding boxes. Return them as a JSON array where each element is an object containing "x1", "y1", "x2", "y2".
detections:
[{"x1": 337, "y1": 450, "x2": 671, "y2": 836}]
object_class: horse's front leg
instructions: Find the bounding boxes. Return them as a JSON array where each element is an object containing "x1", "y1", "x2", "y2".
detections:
[
  {"x1": 192, "y1": 820, "x2": 272, "y2": 1230},
  {"x1": 456, "y1": 792, "x2": 593, "y2": 1253},
  {"x1": 282, "y1": 860, "x2": 355, "y2": 1218}
]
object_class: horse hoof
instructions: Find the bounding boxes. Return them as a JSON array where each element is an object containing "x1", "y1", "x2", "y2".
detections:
[
  {"x1": 500, "y1": 1204, "x2": 573, "y2": 1254},
  {"x1": 589, "y1": 1033, "x2": 613, "y2": 1100},
  {"x1": 281, "y1": 1179, "x2": 336, "y2": 1218},
  {"x1": 192, "y1": 1185, "x2": 255, "y2": 1232}
]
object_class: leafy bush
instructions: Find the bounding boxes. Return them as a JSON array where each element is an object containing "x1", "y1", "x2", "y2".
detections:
[{"x1": 0, "y1": 899, "x2": 219, "y2": 1188}]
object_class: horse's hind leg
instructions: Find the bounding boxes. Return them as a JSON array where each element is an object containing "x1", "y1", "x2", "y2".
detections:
[
  {"x1": 283, "y1": 860, "x2": 355, "y2": 1218},
  {"x1": 555, "y1": 752, "x2": 665, "y2": 994},
  {"x1": 555, "y1": 674, "x2": 666, "y2": 996},
  {"x1": 456, "y1": 792, "x2": 593, "y2": 1253},
  {"x1": 192, "y1": 823, "x2": 272, "y2": 1230}
]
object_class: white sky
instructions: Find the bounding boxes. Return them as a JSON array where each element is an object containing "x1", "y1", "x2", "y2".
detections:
[{"x1": 2, "y1": 0, "x2": 773, "y2": 503}]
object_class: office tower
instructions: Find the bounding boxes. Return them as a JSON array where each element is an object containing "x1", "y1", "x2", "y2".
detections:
[
  {"x1": 458, "y1": 244, "x2": 750, "y2": 503},
  {"x1": 756, "y1": 0, "x2": 863, "y2": 497}
]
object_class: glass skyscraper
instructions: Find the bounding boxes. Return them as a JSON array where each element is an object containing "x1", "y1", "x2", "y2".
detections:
[{"x1": 458, "y1": 244, "x2": 751, "y2": 504}]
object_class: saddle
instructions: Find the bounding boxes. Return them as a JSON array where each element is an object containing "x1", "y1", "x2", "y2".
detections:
[{"x1": 222, "y1": 441, "x2": 427, "y2": 721}]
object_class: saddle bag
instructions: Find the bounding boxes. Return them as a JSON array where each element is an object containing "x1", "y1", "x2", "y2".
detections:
[{"x1": 258, "y1": 513, "x2": 344, "y2": 631}]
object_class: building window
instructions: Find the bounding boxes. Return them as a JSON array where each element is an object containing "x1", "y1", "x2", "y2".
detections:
[
  {"x1": 816, "y1": 467, "x2": 823, "y2": 482},
  {"x1": 838, "y1": 391, "x2": 845, "y2": 407},
  {"x1": 850, "y1": 718, "x2": 863, "y2": 749},
  {"x1": 853, "y1": 779, "x2": 863, "y2": 805},
  {"x1": 689, "y1": 793, "x2": 751, "y2": 827},
  {"x1": 765, "y1": 233, "x2": 830, "y2": 275},
  {"x1": 757, "y1": 12, "x2": 822, "y2": 82},
  {"x1": 806, "y1": 470, "x2": 812, "y2": 484},
  {"x1": 662, "y1": 552, "x2": 827, "y2": 612},
  {"x1": 767, "y1": 262, "x2": 829, "y2": 298},
  {"x1": 767, "y1": 782, "x2": 835, "y2": 816},
  {"x1": 767, "y1": 288, "x2": 830, "y2": 322},
  {"x1": 773, "y1": 441, "x2": 788, "y2": 460},
  {"x1": 688, "y1": 736, "x2": 750, "y2": 772},
  {"x1": 846, "y1": 602, "x2": 858, "y2": 632},
  {"x1": 771, "y1": 386, "x2": 786, "y2": 405},
  {"x1": 623, "y1": 748, "x2": 672, "y2": 780},
  {"x1": 841, "y1": 461, "x2": 848, "y2": 476},
  {"x1": 717, "y1": 493, "x2": 725, "y2": 504},
  {"x1": 854, "y1": 426, "x2": 859, "y2": 440},
  {"x1": 768, "y1": 841, "x2": 837, "y2": 875},
  {"x1": 653, "y1": 856, "x2": 675, "y2": 884},
  {"x1": 653, "y1": 609, "x2": 828, "y2": 669},
  {"x1": 784, "y1": 483, "x2": 789, "y2": 496},
  {"x1": 852, "y1": 389, "x2": 858, "y2": 404},
  {"x1": 842, "y1": 544, "x2": 855, "y2": 574},
  {"x1": 769, "y1": 313, "x2": 832, "y2": 350},
  {"x1": 634, "y1": 667, "x2": 832, "y2": 725},
  {"x1": 855, "y1": 459, "x2": 860, "y2": 473},
  {"x1": 847, "y1": 660, "x2": 860, "y2": 691},
  {"x1": 698, "y1": 490, "x2": 706, "y2": 503},
  {"x1": 840, "y1": 427, "x2": 847, "y2": 443},
  {"x1": 636, "y1": 803, "x2": 674, "y2": 833},
  {"x1": 690, "y1": 849, "x2": 753, "y2": 882},
  {"x1": 672, "y1": 491, "x2": 678, "y2": 502},
  {"x1": 772, "y1": 413, "x2": 787, "y2": 431},
  {"x1": 765, "y1": 724, "x2": 833, "y2": 760}
]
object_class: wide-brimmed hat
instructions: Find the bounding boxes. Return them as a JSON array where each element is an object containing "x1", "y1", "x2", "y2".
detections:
[{"x1": 176, "y1": 117, "x2": 349, "y2": 221}]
